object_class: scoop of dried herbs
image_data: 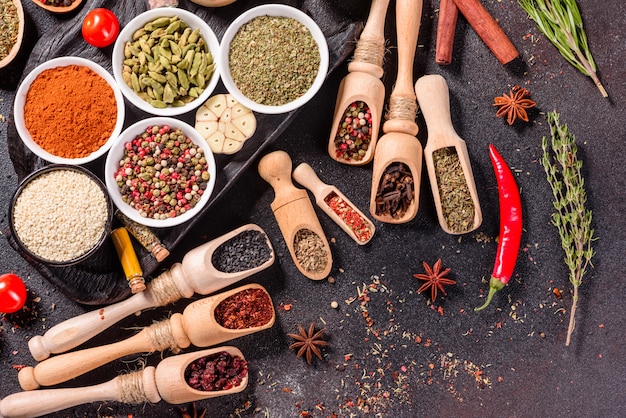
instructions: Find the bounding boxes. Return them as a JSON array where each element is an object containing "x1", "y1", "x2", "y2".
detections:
[
  {"x1": 541, "y1": 111, "x2": 595, "y2": 346},
  {"x1": 519, "y1": 0, "x2": 608, "y2": 98}
]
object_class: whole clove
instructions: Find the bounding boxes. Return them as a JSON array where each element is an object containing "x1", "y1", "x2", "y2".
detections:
[{"x1": 374, "y1": 162, "x2": 415, "y2": 218}]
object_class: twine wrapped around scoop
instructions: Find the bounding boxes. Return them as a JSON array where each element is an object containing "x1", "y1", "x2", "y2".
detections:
[
  {"x1": 118, "y1": 370, "x2": 154, "y2": 404},
  {"x1": 146, "y1": 319, "x2": 183, "y2": 354},
  {"x1": 149, "y1": 269, "x2": 185, "y2": 307},
  {"x1": 353, "y1": 38, "x2": 385, "y2": 67},
  {"x1": 387, "y1": 95, "x2": 418, "y2": 123}
]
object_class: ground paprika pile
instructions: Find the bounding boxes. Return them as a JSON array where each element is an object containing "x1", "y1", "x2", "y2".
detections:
[{"x1": 23, "y1": 64, "x2": 118, "y2": 159}]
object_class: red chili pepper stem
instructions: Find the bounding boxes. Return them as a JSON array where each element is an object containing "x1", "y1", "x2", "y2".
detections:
[{"x1": 475, "y1": 144, "x2": 523, "y2": 312}]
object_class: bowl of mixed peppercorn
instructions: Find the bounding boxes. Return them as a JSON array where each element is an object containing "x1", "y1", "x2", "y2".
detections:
[
  {"x1": 105, "y1": 117, "x2": 217, "y2": 228},
  {"x1": 218, "y1": 4, "x2": 329, "y2": 114}
]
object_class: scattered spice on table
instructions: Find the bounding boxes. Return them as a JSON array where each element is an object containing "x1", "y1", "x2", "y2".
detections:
[
  {"x1": 214, "y1": 287, "x2": 274, "y2": 329},
  {"x1": 293, "y1": 228, "x2": 328, "y2": 273},
  {"x1": 0, "y1": 0, "x2": 19, "y2": 61},
  {"x1": 287, "y1": 322, "x2": 329, "y2": 364},
  {"x1": 178, "y1": 402, "x2": 205, "y2": 418},
  {"x1": 432, "y1": 147, "x2": 475, "y2": 233},
  {"x1": 324, "y1": 192, "x2": 373, "y2": 243},
  {"x1": 333, "y1": 101, "x2": 373, "y2": 161},
  {"x1": 24, "y1": 65, "x2": 118, "y2": 159},
  {"x1": 185, "y1": 351, "x2": 248, "y2": 391},
  {"x1": 493, "y1": 85, "x2": 536, "y2": 125},
  {"x1": 211, "y1": 229, "x2": 272, "y2": 273},
  {"x1": 413, "y1": 259, "x2": 455, "y2": 302},
  {"x1": 12, "y1": 168, "x2": 109, "y2": 263},
  {"x1": 228, "y1": 15, "x2": 320, "y2": 106},
  {"x1": 113, "y1": 124, "x2": 210, "y2": 220},
  {"x1": 374, "y1": 162, "x2": 414, "y2": 218}
]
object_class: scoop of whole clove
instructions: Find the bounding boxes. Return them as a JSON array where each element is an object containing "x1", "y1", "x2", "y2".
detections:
[{"x1": 375, "y1": 162, "x2": 414, "y2": 218}]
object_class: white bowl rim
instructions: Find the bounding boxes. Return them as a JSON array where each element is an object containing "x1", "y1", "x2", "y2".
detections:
[
  {"x1": 218, "y1": 4, "x2": 329, "y2": 115},
  {"x1": 112, "y1": 8, "x2": 221, "y2": 117},
  {"x1": 13, "y1": 56, "x2": 126, "y2": 165},
  {"x1": 105, "y1": 116, "x2": 217, "y2": 228}
]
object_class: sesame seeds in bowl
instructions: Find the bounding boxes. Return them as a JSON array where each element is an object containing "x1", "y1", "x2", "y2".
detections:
[
  {"x1": 9, "y1": 165, "x2": 113, "y2": 267},
  {"x1": 105, "y1": 117, "x2": 217, "y2": 228}
]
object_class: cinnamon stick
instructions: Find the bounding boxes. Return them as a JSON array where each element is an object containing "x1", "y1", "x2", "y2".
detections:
[
  {"x1": 451, "y1": 0, "x2": 519, "y2": 65},
  {"x1": 436, "y1": 0, "x2": 459, "y2": 65}
]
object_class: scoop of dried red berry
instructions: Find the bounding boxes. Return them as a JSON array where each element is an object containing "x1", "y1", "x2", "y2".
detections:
[
  {"x1": 185, "y1": 351, "x2": 248, "y2": 392},
  {"x1": 114, "y1": 125, "x2": 210, "y2": 220}
]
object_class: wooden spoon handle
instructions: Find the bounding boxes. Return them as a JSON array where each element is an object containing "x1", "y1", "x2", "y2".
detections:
[
  {"x1": 27, "y1": 289, "x2": 156, "y2": 361},
  {"x1": 414, "y1": 74, "x2": 456, "y2": 141},
  {"x1": 292, "y1": 163, "x2": 333, "y2": 202},
  {"x1": 19, "y1": 330, "x2": 155, "y2": 390},
  {"x1": 360, "y1": 0, "x2": 391, "y2": 42},
  {"x1": 393, "y1": 0, "x2": 423, "y2": 98},
  {"x1": 1, "y1": 368, "x2": 159, "y2": 418}
]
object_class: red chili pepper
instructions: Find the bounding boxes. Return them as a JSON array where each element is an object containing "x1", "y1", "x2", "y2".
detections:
[{"x1": 475, "y1": 144, "x2": 523, "y2": 311}]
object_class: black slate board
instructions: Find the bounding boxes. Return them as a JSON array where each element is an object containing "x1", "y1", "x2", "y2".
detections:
[{"x1": 6, "y1": 0, "x2": 362, "y2": 305}]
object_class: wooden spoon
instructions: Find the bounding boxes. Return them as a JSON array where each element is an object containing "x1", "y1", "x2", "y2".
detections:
[
  {"x1": 327, "y1": 0, "x2": 390, "y2": 165},
  {"x1": 369, "y1": 0, "x2": 423, "y2": 224},
  {"x1": 27, "y1": 224, "x2": 274, "y2": 361},
  {"x1": 31, "y1": 0, "x2": 83, "y2": 14},
  {"x1": 1, "y1": 347, "x2": 246, "y2": 418},
  {"x1": 258, "y1": 151, "x2": 332, "y2": 280},
  {"x1": 292, "y1": 163, "x2": 375, "y2": 245},
  {"x1": 415, "y1": 74, "x2": 482, "y2": 234},
  {"x1": 0, "y1": 0, "x2": 25, "y2": 69},
  {"x1": 18, "y1": 284, "x2": 274, "y2": 390}
]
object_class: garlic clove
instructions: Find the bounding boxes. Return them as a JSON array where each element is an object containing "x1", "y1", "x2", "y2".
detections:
[
  {"x1": 195, "y1": 94, "x2": 257, "y2": 154},
  {"x1": 231, "y1": 112, "x2": 256, "y2": 137}
]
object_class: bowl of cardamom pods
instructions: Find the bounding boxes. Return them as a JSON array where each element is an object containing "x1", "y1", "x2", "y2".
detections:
[{"x1": 112, "y1": 8, "x2": 220, "y2": 116}]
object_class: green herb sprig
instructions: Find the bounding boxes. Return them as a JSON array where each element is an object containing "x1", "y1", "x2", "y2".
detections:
[
  {"x1": 541, "y1": 111, "x2": 595, "y2": 346},
  {"x1": 519, "y1": 0, "x2": 608, "y2": 98}
]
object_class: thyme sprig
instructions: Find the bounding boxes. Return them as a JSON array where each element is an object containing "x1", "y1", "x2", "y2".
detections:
[
  {"x1": 541, "y1": 111, "x2": 595, "y2": 346},
  {"x1": 518, "y1": 0, "x2": 608, "y2": 98}
]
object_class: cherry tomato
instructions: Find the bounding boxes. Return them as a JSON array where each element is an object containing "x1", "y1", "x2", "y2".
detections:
[
  {"x1": 81, "y1": 8, "x2": 120, "y2": 48},
  {"x1": 0, "y1": 273, "x2": 27, "y2": 314}
]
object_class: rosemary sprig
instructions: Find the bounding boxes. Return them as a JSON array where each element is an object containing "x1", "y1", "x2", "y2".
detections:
[
  {"x1": 519, "y1": 0, "x2": 608, "y2": 98},
  {"x1": 541, "y1": 111, "x2": 595, "y2": 346}
]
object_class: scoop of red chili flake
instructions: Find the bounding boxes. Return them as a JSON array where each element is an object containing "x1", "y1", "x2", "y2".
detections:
[
  {"x1": 185, "y1": 351, "x2": 248, "y2": 392},
  {"x1": 214, "y1": 288, "x2": 274, "y2": 329}
]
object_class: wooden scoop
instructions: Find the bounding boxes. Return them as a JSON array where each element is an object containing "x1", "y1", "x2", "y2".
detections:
[
  {"x1": 415, "y1": 74, "x2": 482, "y2": 234},
  {"x1": 292, "y1": 163, "x2": 375, "y2": 245},
  {"x1": 31, "y1": 0, "x2": 83, "y2": 14},
  {"x1": 27, "y1": 224, "x2": 274, "y2": 362},
  {"x1": 258, "y1": 151, "x2": 332, "y2": 280},
  {"x1": 19, "y1": 283, "x2": 274, "y2": 390},
  {"x1": 1, "y1": 347, "x2": 247, "y2": 418},
  {"x1": 369, "y1": 0, "x2": 423, "y2": 224},
  {"x1": 327, "y1": 0, "x2": 390, "y2": 165}
]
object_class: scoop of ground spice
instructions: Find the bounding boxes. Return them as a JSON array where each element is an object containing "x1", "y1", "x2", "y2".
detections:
[{"x1": 23, "y1": 64, "x2": 118, "y2": 159}]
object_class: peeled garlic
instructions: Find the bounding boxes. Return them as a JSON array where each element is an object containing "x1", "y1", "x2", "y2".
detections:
[{"x1": 195, "y1": 94, "x2": 257, "y2": 154}]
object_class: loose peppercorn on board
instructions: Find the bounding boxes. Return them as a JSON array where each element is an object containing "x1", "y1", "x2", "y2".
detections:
[{"x1": 6, "y1": 0, "x2": 362, "y2": 305}]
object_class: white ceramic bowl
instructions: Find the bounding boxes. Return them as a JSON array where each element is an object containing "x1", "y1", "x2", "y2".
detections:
[
  {"x1": 105, "y1": 117, "x2": 217, "y2": 228},
  {"x1": 219, "y1": 4, "x2": 329, "y2": 114},
  {"x1": 13, "y1": 56, "x2": 125, "y2": 165},
  {"x1": 112, "y1": 8, "x2": 220, "y2": 116}
]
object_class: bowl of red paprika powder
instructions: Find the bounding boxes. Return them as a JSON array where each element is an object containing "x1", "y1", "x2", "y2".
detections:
[{"x1": 13, "y1": 56, "x2": 125, "y2": 165}]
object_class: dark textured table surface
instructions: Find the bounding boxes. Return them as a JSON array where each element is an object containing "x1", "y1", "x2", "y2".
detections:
[{"x1": 1, "y1": 1, "x2": 625, "y2": 417}]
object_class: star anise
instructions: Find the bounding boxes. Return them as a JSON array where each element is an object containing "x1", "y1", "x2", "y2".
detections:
[
  {"x1": 178, "y1": 402, "x2": 206, "y2": 418},
  {"x1": 413, "y1": 259, "x2": 455, "y2": 302},
  {"x1": 287, "y1": 322, "x2": 329, "y2": 364},
  {"x1": 493, "y1": 86, "x2": 536, "y2": 125}
]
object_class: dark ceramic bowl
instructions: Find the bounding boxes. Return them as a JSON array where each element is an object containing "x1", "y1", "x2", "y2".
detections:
[{"x1": 9, "y1": 164, "x2": 113, "y2": 267}]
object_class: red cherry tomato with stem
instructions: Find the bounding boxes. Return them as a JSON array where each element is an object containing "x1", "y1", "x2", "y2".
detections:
[
  {"x1": 82, "y1": 8, "x2": 120, "y2": 48},
  {"x1": 0, "y1": 273, "x2": 27, "y2": 314}
]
